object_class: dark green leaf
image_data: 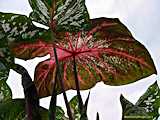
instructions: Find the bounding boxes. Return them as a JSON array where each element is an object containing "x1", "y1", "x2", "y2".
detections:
[
  {"x1": 0, "y1": 100, "x2": 25, "y2": 120},
  {"x1": 0, "y1": 48, "x2": 13, "y2": 103},
  {"x1": 0, "y1": 59, "x2": 10, "y2": 81},
  {"x1": 0, "y1": 99, "x2": 26, "y2": 120},
  {"x1": 55, "y1": 106, "x2": 69, "y2": 120},
  {"x1": 69, "y1": 96, "x2": 81, "y2": 120},
  {"x1": 120, "y1": 95, "x2": 134, "y2": 115},
  {"x1": 0, "y1": 81, "x2": 12, "y2": 103},
  {"x1": 136, "y1": 82, "x2": 160, "y2": 119},
  {"x1": 0, "y1": 98, "x2": 69, "y2": 120},
  {"x1": 120, "y1": 95, "x2": 152, "y2": 120},
  {"x1": 120, "y1": 82, "x2": 160, "y2": 120},
  {"x1": 29, "y1": 0, "x2": 50, "y2": 26},
  {"x1": 69, "y1": 93, "x2": 90, "y2": 120},
  {"x1": 0, "y1": 47, "x2": 14, "y2": 68},
  {"x1": 80, "y1": 91, "x2": 90, "y2": 120},
  {"x1": 0, "y1": 99, "x2": 49, "y2": 120}
]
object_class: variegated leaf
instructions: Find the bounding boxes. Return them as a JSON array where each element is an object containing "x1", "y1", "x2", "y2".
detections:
[
  {"x1": 29, "y1": 0, "x2": 50, "y2": 25},
  {"x1": 11, "y1": 18, "x2": 156, "y2": 97},
  {"x1": 0, "y1": 81, "x2": 12, "y2": 103},
  {"x1": 0, "y1": 48, "x2": 13, "y2": 103},
  {"x1": 120, "y1": 95, "x2": 151, "y2": 120},
  {"x1": 0, "y1": 12, "x2": 47, "y2": 45},
  {"x1": 69, "y1": 93, "x2": 90, "y2": 120},
  {"x1": 121, "y1": 82, "x2": 160, "y2": 120},
  {"x1": 29, "y1": 0, "x2": 90, "y2": 31},
  {"x1": 54, "y1": 0, "x2": 90, "y2": 32},
  {"x1": 33, "y1": 18, "x2": 156, "y2": 97},
  {"x1": 136, "y1": 82, "x2": 160, "y2": 119}
]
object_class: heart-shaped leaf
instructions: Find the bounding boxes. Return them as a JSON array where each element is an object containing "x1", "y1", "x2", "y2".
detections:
[
  {"x1": 11, "y1": 18, "x2": 156, "y2": 97},
  {"x1": 121, "y1": 81, "x2": 160, "y2": 120},
  {"x1": 29, "y1": 0, "x2": 90, "y2": 31}
]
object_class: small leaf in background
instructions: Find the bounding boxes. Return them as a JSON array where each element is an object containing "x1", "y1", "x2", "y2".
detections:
[
  {"x1": 120, "y1": 81, "x2": 160, "y2": 120},
  {"x1": 0, "y1": 81, "x2": 12, "y2": 103},
  {"x1": 120, "y1": 95, "x2": 150, "y2": 120},
  {"x1": 69, "y1": 96, "x2": 81, "y2": 120},
  {"x1": 0, "y1": 60, "x2": 9, "y2": 81},
  {"x1": 29, "y1": 0, "x2": 50, "y2": 26},
  {"x1": 136, "y1": 82, "x2": 160, "y2": 119},
  {"x1": 55, "y1": 106, "x2": 69, "y2": 120},
  {"x1": 69, "y1": 92, "x2": 90, "y2": 120},
  {"x1": 0, "y1": 99, "x2": 51, "y2": 120},
  {"x1": 81, "y1": 91, "x2": 90, "y2": 120},
  {"x1": 120, "y1": 95, "x2": 134, "y2": 115},
  {"x1": 0, "y1": 48, "x2": 13, "y2": 103},
  {"x1": 0, "y1": 12, "x2": 47, "y2": 45},
  {"x1": 0, "y1": 99, "x2": 26, "y2": 120},
  {"x1": 0, "y1": 98, "x2": 69, "y2": 120},
  {"x1": 54, "y1": 0, "x2": 90, "y2": 32},
  {"x1": 28, "y1": 0, "x2": 90, "y2": 32}
]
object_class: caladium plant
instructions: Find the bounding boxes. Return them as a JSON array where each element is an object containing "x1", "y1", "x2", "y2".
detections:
[
  {"x1": 10, "y1": 5, "x2": 156, "y2": 98},
  {"x1": 12, "y1": 18, "x2": 157, "y2": 97},
  {"x1": 0, "y1": 0, "x2": 158, "y2": 119}
]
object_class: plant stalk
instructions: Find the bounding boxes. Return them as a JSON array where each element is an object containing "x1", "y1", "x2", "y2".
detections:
[
  {"x1": 73, "y1": 56, "x2": 83, "y2": 114},
  {"x1": 96, "y1": 112, "x2": 100, "y2": 120},
  {"x1": 50, "y1": 1, "x2": 73, "y2": 119},
  {"x1": 13, "y1": 64, "x2": 41, "y2": 120},
  {"x1": 53, "y1": 48, "x2": 73, "y2": 120},
  {"x1": 49, "y1": 70, "x2": 59, "y2": 120}
]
